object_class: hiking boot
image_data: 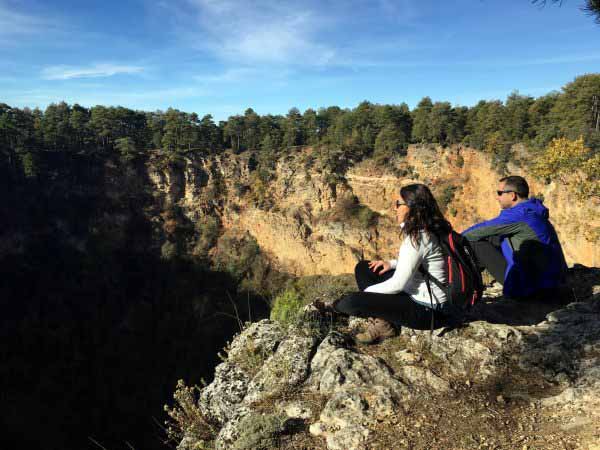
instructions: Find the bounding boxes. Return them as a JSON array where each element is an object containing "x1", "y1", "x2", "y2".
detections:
[{"x1": 354, "y1": 318, "x2": 397, "y2": 345}]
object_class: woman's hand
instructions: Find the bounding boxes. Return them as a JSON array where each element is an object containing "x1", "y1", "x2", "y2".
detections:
[{"x1": 368, "y1": 260, "x2": 392, "y2": 274}]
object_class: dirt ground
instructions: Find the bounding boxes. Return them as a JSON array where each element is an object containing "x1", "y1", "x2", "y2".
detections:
[
  {"x1": 272, "y1": 333, "x2": 600, "y2": 450},
  {"x1": 274, "y1": 382, "x2": 599, "y2": 450}
]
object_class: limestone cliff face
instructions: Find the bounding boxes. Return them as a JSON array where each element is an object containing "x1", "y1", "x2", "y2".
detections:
[
  {"x1": 147, "y1": 145, "x2": 600, "y2": 275},
  {"x1": 348, "y1": 145, "x2": 600, "y2": 267},
  {"x1": 147, "y1": 150, "x2": 390, "y2": 275}
]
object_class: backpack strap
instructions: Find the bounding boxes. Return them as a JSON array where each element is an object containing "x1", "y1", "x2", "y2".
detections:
[
  {"x1": 419, "y1": 266, "x2": 436, "y2": 334},
  {"x1": 419, "y1": 231, "x2": 445, "y2": 335},
  {"x1": 419, "y1": 266, "x2": 448, "y2": 294}
]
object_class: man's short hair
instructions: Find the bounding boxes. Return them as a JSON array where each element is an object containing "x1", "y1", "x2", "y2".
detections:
[{"x1": 499, "y1": 175, "x2": 529, "y2": 198}]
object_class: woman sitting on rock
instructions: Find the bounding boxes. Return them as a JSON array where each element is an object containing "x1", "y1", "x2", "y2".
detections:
[{"x1": 334, "y1": 183, "x2": 451, "y2": 344}]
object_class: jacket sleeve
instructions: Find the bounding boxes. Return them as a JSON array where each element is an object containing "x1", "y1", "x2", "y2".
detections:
[
  {"x1": 462, "y1": 211, "x2": 523, "y2": 241},
  {"x1": 364, "y1": 236, "x2": 423, "y2": 294}
]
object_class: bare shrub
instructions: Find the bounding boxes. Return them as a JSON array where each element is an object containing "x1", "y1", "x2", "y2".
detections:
[{"x1": 164, "y1": 380, "x2": 217, "y2": 447}]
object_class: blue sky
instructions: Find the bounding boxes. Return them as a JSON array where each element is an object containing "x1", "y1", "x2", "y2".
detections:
[{"x1": 1, "y1": 0, "x2": 599, "y2": 120}]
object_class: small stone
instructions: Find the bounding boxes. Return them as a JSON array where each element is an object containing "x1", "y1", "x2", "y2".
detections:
[
  {"x1": 395, "y1": 349, "x2": 418, "y2": 364},
  {"x1": 496, "y1": 395, "x2": 506, "y2": 404},
  {"x1": 311, "y1": 386, "x2": 402, "y2": 450},
  {"x1": 309, "y1": 422, "x2": 328, "y2": 436},
  {"x1": 284, "y1": 402, "x2": 312, "y2": 420}
]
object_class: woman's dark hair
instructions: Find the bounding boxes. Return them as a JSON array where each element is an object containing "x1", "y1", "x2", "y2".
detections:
[{"x1": 400, "y1": 183, "x2": 451, "y2": 245}]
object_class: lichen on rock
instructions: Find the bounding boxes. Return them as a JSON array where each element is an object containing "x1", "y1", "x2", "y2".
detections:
[
  {"x1": 218, "y1": 411, "x2": 287, "y2": 450},
  {"x1": 310, "y1": 385, "x2": 404, "y2": 450},
  {"x1": 198, "y1": 362, "x2": 250, "y2": 425},
  {"x1": 244, "y1": 333, "x2": 319, "y2": 404}
]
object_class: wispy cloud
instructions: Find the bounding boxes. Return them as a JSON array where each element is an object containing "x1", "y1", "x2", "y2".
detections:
[
  {"x1": 334, "y1": 52, "x2": 600, "y2": 70},
  {"x1": 183, "y1": 0, "x2": 337, "y2": 65},
  {"x1": 155, "y1": 0, "x2": 437, "y2": 71},
  {"x1": 0, "y1": 3, "x2": 47, "y2": 36},
  {"x1": 41, "y1": 63, "x2": 145, "y2": 80},
  {"x1": 194, "y1": 67, "x2": 292, "y2": 84},
  {"x1": 194, "y1": 67, "x2": 260, "y2": 83},
  {"x1": 0, "y1": 2, "x2": 62, "y2": 45}
]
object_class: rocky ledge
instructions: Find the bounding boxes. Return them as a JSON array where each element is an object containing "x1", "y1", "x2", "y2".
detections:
[{"x1": 177, "y1": 267, "x2": 600, "y2": 450}]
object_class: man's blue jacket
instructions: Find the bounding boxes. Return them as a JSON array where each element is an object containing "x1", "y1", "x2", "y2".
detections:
[{"x1": 463, "y1": 198, "x2": 567, "y2": 297}]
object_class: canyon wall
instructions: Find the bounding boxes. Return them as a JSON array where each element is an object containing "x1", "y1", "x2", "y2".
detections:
[{"x1": 147, "y1": 145, "x2": 600, "y2": 276}]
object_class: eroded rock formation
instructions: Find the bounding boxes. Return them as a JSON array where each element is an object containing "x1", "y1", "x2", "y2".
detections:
[{"x1": 147, "y1": 145, "x2": 600, "y2": 278}]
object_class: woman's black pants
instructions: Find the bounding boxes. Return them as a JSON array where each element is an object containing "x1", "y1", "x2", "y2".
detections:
[{"x1": 334, "y1": 260, "x2": 445, "y2": 330}]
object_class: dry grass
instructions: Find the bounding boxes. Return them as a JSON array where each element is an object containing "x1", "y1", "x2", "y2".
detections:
[{"x1": 163, "y1": 380, "x2": 217, "y2": 448}]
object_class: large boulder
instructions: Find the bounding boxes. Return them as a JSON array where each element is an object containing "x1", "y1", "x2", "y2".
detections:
[
  {"x1": 408, "y1": 321, "x2": 523, "y2": 381},
  {"x1": 310, "y1": 385, "x2": 404, "y2": 450},
  {"x1": 198, "y1": 362, "x2": 250, "y2": 425},
  {"x1": 308, "y1": 331, "x2": 411, "y2": 397},
  {"x1": 199, "y1": 320, "x2": 286, "y2": 425},
  {"x1": 226, "y1": 319, "x2": 286, "y2": 364}
]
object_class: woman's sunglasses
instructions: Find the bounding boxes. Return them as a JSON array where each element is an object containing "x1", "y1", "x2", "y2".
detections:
[{"x1": 395, "y1": 200, "x2": 407, "y2": 208}]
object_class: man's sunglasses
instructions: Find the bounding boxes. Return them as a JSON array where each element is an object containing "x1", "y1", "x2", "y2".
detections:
[
  {"x1": 496, "y1": 190, "x2": 515, "y2": 196},
  {"x1": 395, "y1": 200, "x2": 407, "y2": 208}
]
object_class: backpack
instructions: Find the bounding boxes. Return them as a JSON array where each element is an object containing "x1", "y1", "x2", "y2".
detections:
[{"x1": 419, "y1": 229, "x2": 484, "y2": 331}]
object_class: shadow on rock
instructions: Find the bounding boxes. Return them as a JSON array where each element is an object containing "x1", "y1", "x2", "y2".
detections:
[
  {"x1": 491, "y1": 265, "x2": 600, "y2": 431},
  {"x1": 466, "y1": 265, "x2": 599, "y2": 327}
]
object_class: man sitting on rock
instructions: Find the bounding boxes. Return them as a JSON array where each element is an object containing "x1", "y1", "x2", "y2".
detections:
[{"x1": 463, "y1": 175, "x2": 567, "y2": 299}]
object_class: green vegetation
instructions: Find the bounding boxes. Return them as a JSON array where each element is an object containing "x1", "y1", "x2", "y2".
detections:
[
  {"x1": 436, "y1": 183, "x2": 459, "y2": 214},
  {"x1": 230, "y1": 412, "x2": 288, "y2": 450},
  {"x1": 270, "y1": 274, "x2": 355, "y2": 327},
  {"x1": 2, "y1": 74, "x2": 599, "y2": 198},
  {"x1": 533, "y1": 136, "x2": 600, "y2": 198},
  {"x1": 535, "y1": 0, "x2": 600, "y2": 25},
  {"x1": 292, "y1": 273, "x2": 356, "y2": 303},
  {"x1": 212, "y1": 232, "x2": 289, "y2": 296},
  {"x1": 318, "y1": 196, "x2": 380, "y2": 228},
  {"x1": 193, "y1": 215, "x2": 221, "y2": 257},
  {"x1": 270, "y1": 288, "x2": 304, "y2": 326},
  {"x1": 227, "y1": 336, "x2": 272, "y2": 376}
]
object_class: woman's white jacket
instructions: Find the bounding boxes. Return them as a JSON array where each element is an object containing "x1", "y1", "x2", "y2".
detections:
[{"x1": 364, "y1": 230, "x2": 448, "y2": 308}]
